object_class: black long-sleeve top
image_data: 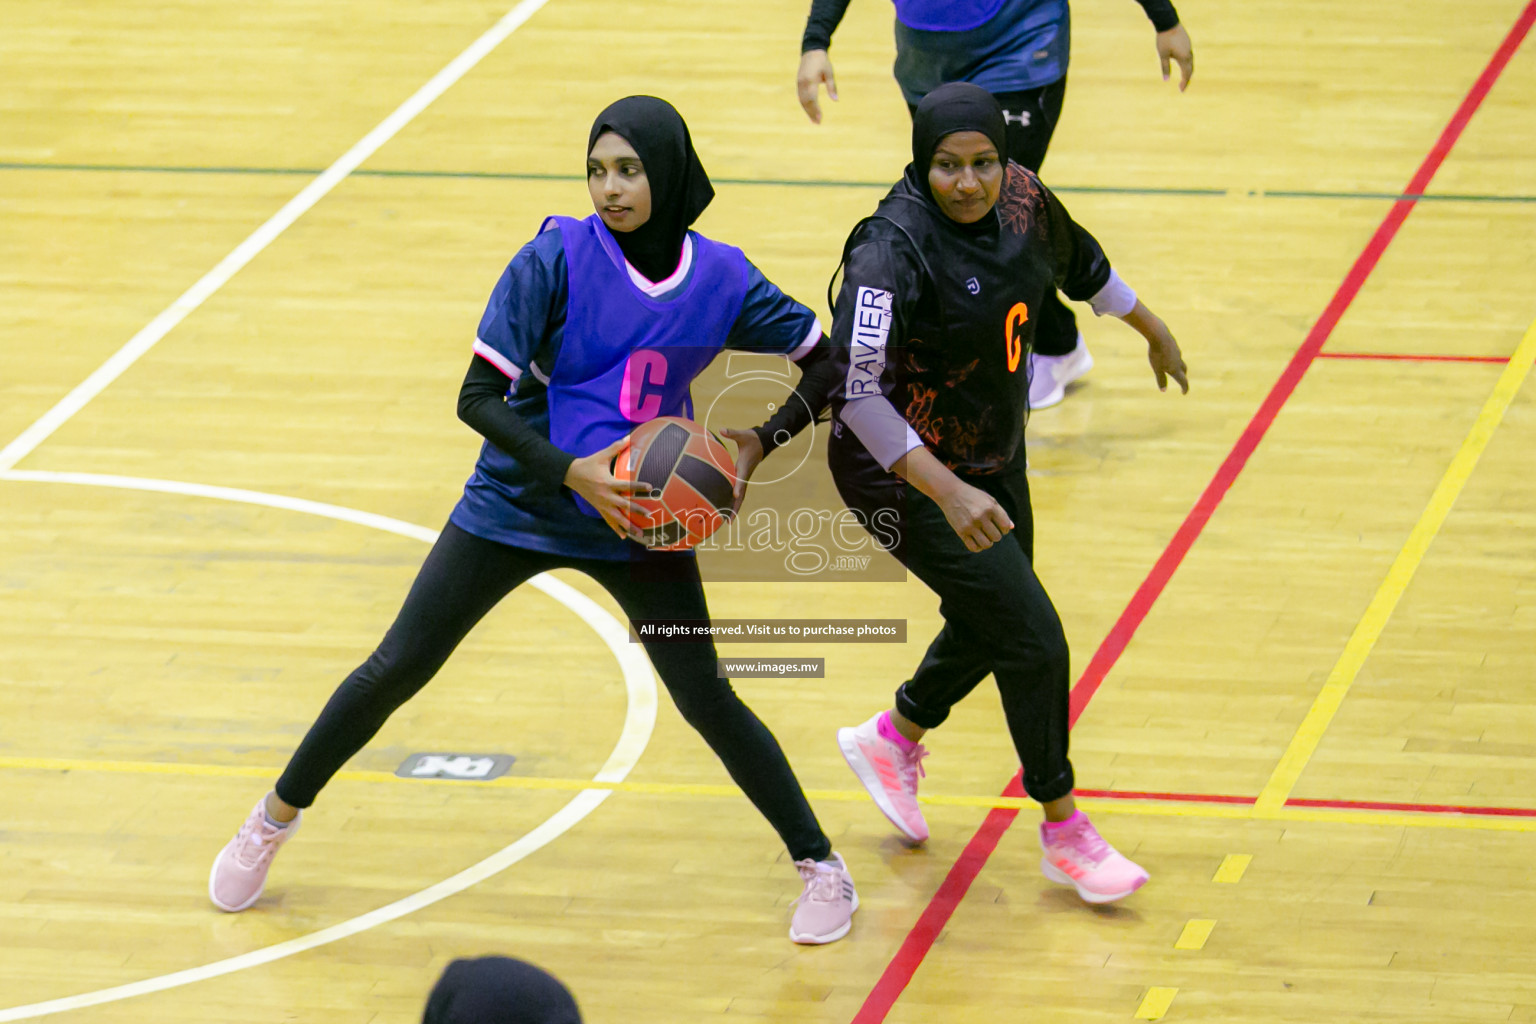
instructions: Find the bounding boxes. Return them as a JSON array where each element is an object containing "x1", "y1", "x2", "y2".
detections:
[{"x1": 457, "y1": 355, "x2": 574, "y2": 489}]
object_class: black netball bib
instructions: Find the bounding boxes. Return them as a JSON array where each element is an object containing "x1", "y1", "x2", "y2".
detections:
[{"x1": 846, "y1": 162, "x2": 1057, "y2": 474}]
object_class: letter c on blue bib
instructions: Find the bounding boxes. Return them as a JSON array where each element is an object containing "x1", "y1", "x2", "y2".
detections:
[{"x1": 621, "y1": 350, "x2": 669, "y2": 421}]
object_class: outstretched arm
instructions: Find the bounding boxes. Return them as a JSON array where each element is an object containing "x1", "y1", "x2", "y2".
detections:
[
  {"x1": 719, "y1": 343, "x2": 839, "y2": 511},
  {"x1": 1037, "y1": 178, "x2": 1189, "y2": 395}
]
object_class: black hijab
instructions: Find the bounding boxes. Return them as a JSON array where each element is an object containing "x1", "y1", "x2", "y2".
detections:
[
  {"x1": 587, "y1": 96, "x2": 715, "y2": 282},
  {"x1": 904, "y1": 83, "x2": 1009, "y2": 229},
  {"x1": 422, "y1": 956, "x2": 582, "y2": 1024}
]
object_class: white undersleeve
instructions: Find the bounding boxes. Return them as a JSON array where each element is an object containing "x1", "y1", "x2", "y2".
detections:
[
  {"x1": 1087, "y1": 268, "x2": 1138, "y2": 318},
  {"x1": 841, "y1": 395, "x2": 925, "y2": 471}
]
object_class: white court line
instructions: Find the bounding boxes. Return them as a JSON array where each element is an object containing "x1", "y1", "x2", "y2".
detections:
[
  {"x1": 0, "y1": 469, "x2": 659, "y2": 1021},
  {"x1": 0, "y1": 0, "x2": 552, "y2": 474}
]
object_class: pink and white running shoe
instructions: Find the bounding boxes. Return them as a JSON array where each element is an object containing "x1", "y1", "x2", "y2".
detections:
[
  {"x1": 209, "y1": 796, "x2": 300, "y2": 912},
  {"x1": 838, "y1": 713, "x2": 929, "y2": 843},
  {"x1": 789, "y1": 852, "x2": 858, "y2": 944},
  {"x1": 1039, "y1": 811, "x2": 1148, "y2": 904}
]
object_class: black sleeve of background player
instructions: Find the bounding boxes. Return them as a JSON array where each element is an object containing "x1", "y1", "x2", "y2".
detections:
[
  {"x1": 1040, "y1": 186, "x2": 1114, "y2": 303},
  {"x1": 1134, "y1": 0, "x2": 1181, "y2": 32},
  {"x1": 802, "y1": 0, "x2": 854, "y2": 52},
  {"x1": 457, "y1": 354, "x2": 576, "y2": 489},
  {"x1": 752, "y1": 342, "x2": 837, "y2": 455}
]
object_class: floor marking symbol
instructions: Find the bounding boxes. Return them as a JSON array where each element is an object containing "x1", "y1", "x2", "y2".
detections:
[
  {"x1": 1213, "y1": 854, "x2": 1253, "y2": 883},
  {"x1": 1175, "y1": 919, "x2": 1217, "y2": 950},
  {"x1": 1256, "y1": 314, "x2": 1536, "y2": 813},
  {"x1": 1135, "y1": 987, "x2": 1179, "y2": 1020}
]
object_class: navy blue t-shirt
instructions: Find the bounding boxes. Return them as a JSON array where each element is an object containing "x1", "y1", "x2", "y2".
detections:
[
  {"x1": 450, "y1": 225, "x2": 822, "y2": 560},
  {"x1": 893, "y1": 0, "x2": 1070, "y2": 103}
]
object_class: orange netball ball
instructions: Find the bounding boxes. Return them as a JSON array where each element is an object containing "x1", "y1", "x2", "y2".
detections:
[{"x1": 612, "y1": 416, "x2": 738, "y2": 551}]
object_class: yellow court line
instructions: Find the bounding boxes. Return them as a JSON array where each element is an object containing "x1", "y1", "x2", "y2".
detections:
[
  {"x1": 4, "y1": 754, "x2": 1535, "y2": 832},
  {"x1": 1255, "y1": 317, "x2": 1536, "y2": 814},
  {"x1": 1212, "y1": 853, "x2": 1253, "y2": 883},
  {"x1": 1175, "y1": 919, "x2": 1217, "y2": 950},
  {"x1": 1135, "y1": 987, "x2": 1179, "y2": 1020}
]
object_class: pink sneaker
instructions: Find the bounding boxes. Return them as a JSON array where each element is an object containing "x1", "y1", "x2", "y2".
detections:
[
  {"x1": 1039, "y1": 812, "x2": 1148, "y2": 904},
  {"x1": 838, "y1": 713, "x2": 929, "y2": 842},
  {"x1": 208, "y1": 796, "x2": 300, "y2": 912},
  {"x1": 789, "y1": 852, "x2": 858, "y2": 944}
]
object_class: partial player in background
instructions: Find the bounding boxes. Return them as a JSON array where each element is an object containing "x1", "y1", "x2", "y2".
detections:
[
  {"x1": 422, "y1": 956, "x2": 582, "y2": 1024},
  {"x1": 794, "y1": 0, "x2": 1194, "y2": 409},
  {"x1": 208, "y1": 96, "x2": 857, "y2": 945},
  {"x1": 749, "y1": 84, "x2": 1187, "y2": 903}
]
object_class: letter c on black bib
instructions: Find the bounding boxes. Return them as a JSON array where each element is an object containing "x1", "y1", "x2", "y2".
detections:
[{"x1": 1005, "y1": 302, "x2": 1029, "y2": 373}]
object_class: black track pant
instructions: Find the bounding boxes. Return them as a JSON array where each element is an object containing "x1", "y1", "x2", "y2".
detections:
[
  {"x1": 910, "y1": 76, "x2": 1078, "y2": 357},
  {"x1": 274, "y1": 522, "x2": 833, "y2": 863},
  {"x1": 832, "y1": 443, "x2": 1075, "y2": 803}
]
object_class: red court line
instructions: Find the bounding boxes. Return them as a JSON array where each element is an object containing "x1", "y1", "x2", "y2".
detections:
[
  {"x1": 850, "y1": 6, "x2": 1536, "y2": 1021},
  {"x1": 1286, "y1": 796, "x2": 1536, "y2": 818},
  {"x1": 1081, "y1": 788, "x2": 1536, "y2": 820},
  {"x1": 1316, "y1": 351, "x2": 1510, "y2": 363},
  {"x1": 851, "y1": 776, "x2": 1025, "y2": 1024}
]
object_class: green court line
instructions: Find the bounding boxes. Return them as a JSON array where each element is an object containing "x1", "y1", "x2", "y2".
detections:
[{"x1": 4, "y1": 161, "x2": 1535, "y2": 203}]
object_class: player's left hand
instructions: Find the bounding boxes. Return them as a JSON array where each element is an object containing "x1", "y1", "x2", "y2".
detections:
[
  {"x1": 1120, "y1": 300, "x2": 1189, "y2": 394},
  {"x1": 719, "y1": 427, "x2": 764, "y2": 514},
  {"x1": 1147, "y1": 332, "x2": 1189, "y2": 394},
  {"x1": 1156, "y1": 24, "x2": 1194, "y2": 91}
]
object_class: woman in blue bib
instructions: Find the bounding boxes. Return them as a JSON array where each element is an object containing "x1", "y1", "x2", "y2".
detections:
[{"x1": 209, "y1": 96, "x2": 857, "y2": 945}]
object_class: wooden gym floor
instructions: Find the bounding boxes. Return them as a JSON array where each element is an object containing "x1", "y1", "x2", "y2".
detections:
[{"x1": 2, "y1": 0, "x2": 1534, "y2": 1021}]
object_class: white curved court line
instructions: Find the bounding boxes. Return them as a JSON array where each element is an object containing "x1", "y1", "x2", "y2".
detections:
[
  {"x1": 0, "y1": 470, "x2": 657, "y2": 1022},
  {"x1": 0, "y1": 0, "x2": 551, "y2": 475}
]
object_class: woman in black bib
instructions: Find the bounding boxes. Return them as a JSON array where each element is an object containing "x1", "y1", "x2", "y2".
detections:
[{"x1": 749, "y1": 82, "x2": 1187, "y2": 903}]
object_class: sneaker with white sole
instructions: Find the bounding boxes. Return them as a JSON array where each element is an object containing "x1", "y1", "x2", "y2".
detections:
[
  {"x1": 838, "y1": 713, "x2": 929, "y2": 842},
  {"x1": 1028, "y1": 334, "x2": 1094, "y2": 410},
  {"x1": 1039, "y1": 811, "x2": 1148, "y2": 904},
  {"x1": 209, "y1": 796, "x2": 300, "y2": 912},
  {"x1": 789, "y1": 852, "x2": 858, "y2": 944}
]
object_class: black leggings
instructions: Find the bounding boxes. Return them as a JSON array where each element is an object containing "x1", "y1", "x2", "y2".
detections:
[
  {"x1": 274, "y1": 522, "x2": 832, "y2": 863},
  {"x1": 832, "y1": 443, "x2": 1074, "y2": 803},
  {"x1": 913, "y1": 77, "x2": 1079, "y2": 358}
]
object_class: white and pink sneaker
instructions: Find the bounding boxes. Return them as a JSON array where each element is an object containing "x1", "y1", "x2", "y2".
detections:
[
  {"x1": 1039, "y1": 811, "x2": 1147, "y2": 904},
  {"x1": 838, "y1": 712, "x2": 929, "y2": 843},
  {"x1": 209, "y1": 796, "x2": 300, "y2": 912},
  {"x1": 789, "y1": 852, "x2": 858, "y2": 944}
]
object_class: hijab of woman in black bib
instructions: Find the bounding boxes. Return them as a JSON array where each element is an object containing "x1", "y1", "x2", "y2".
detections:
[
  {"x1": 587, "y1": 96, "x2": 716, "y2": 283},
  {"x1": 422, "y1": 956, "x2": 582, "y2": 1024},
  {"x1": 906, "y1": 82, "x2": 1009, "y2": 233}
]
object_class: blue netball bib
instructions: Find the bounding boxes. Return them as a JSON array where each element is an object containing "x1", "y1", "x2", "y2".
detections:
[
  {"x1": 542, "y1": 214, "x2": 749, "y2": 515},
  {"x1": 892, "y1": 0, "x2": 1070, "y2": 102},
  {"x1": 893, "y1": 0, "x2": 1005, "y2": 31}
]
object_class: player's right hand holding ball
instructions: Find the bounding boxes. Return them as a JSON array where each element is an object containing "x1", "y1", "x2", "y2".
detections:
[{"x1": 564, "y1": 438, "x2": 650, "y2": 541}]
